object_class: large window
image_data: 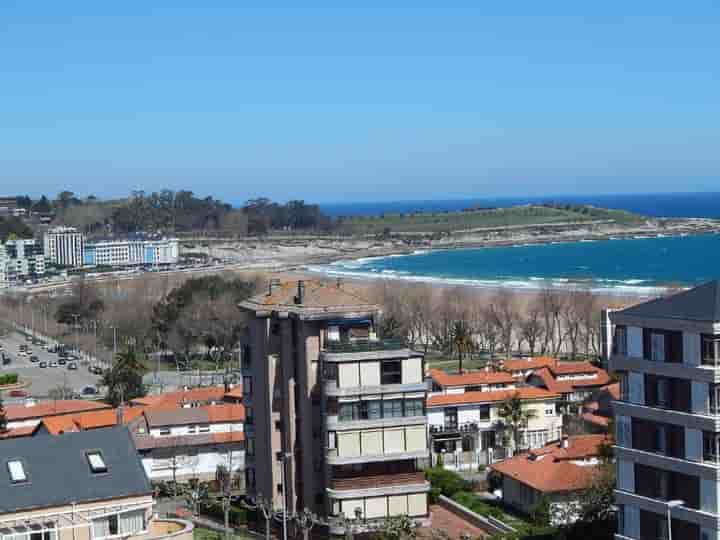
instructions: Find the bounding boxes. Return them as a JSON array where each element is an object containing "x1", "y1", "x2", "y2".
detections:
[
  {"x1": 702, "y1": 335, "x2": 720, "y2": 366},
  {"x1": 338, "y1": 398, "x2": 425, "y2": 422},
  {"x1": 405, "y1": 399, "x2": 424, "y2": 417},
  {"x1": 383, "y1": 400, "x2": 403, "y2": 418},
  {"x1": 614, "y1": 325, "x2": 627, "y2": 355},
  {"x1": 479, "y1": 404, "x2": 491, "y2": 421},
  {"x1": 444, "y1": 408, "x2": 458, "y2": 429},
  {"x1": 381, "y1": 360, "x2": 402, "y2": 385}
]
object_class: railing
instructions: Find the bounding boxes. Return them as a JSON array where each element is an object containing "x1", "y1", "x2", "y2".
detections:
[
  {"x1": 429, "y1": 422, "x2": 483, "y2": 436},
  {"x1": 324, "y1": 338, "x2": 406, "y2": 354},
  {"x1": 330, "y1": 471, "x2": 426, "y2": 490}
]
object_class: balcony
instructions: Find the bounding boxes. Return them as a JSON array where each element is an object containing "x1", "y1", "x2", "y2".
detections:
[
  {"x1": 429, "y1": 422, "x2": 483, "y2": 437},
  {"x1": 330, "y1": 471, "x2": 426, "y2": 491},
  {"x1": 324, "y1": 338, "x2": 407, "y2": 354}
]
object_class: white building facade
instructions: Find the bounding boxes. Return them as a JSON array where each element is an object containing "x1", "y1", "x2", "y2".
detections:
[{"x1": 44, "y1": 226, "x2": 84, "y2": 268}]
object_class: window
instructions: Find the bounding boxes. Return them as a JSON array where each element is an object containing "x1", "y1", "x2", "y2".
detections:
[
  {"x1": 545, "y1": 404, "x2": 556, "y2": 417},
  {"x1": 619, "y1": 372, "x2": 629, "y2": 401},
  {"x1": 362, "y1": 400, "x2": 382, "y2": 420},
  {"x1": 444, "y1": 408, "x2": 458, "y2": 429},
  {"x1": 159, "y1": 428, "x2": 171, "y2": 436},
  {"x1": 702, "y1": 335, "x2": 720, "y2": 366},
  {"x1": 380, "y1": 360, "x2": 402, "y2": 385},
  {"x1": 657, "y1": 378, "x2": 670, "y2": 408},
  {"x1": 7, "y1": 460, "x2": 27, "y2": 483},
  {"x1": 119, "y1": 510, "x2": 146, "y2": 535},
  {"x1": 247, "y1": 439, "x2": 256, "y2": 457},
  {"x1": 614, "y1": 326, "x2": 628, "y2": 355},
  {"x1": 655, "y1": 425, "x2": 667, "y2": 455},
  {"x1": 383, "y1": 400, "x2": 403, "y2": 418},
  {"x1": 92, "y1": 515, "x2": 118, "y2": 539},
  {"x1": 651, "y1": 332, "x2": 666, "y2": 362},
  {"x1": 243, "y1": 376, "x2": 253, "y2": 396},
  {"x1": 405, "y1": 399, "x2": 424, "y2": 417},
  {"x1": 86, "y1": 451, "x2": 108, "y2": 473},
  {"x1": 479, "y1": 404, "x2": 490, "y2": 421},
  {"x1": 198, "y1": 425, "x2": 210, "y2": 433},
  {"x1": 246, "y1": 406, "x2": 254, "y2": 425},
  {"x1": 339, "y1": 402, "x2": 359, "y2": 422}
]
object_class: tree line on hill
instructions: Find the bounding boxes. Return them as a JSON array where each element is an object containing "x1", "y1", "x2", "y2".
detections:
[{"x1": 11, "y1": 190, "x2": 334, "y2": 236}]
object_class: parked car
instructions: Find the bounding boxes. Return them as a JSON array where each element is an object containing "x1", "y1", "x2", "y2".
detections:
[
  {"x1": 9, "y1": 390, "x2": 27, "y2": 398},
  {"x1": 39, "y1": 361, "x2": 48, "y2": 368},
  {"x1": 79, "y1": 385, "x2": 98, "y2": 396},
  {"x1": 68, "y1": 362, "x2": 78, "y2": 370},
  {"x1": 30, "y1": 355, "x2": 39, "y2": 362},
  {"x1": 58, "y1": 358, "x2": 67, "y2": 365},
  {"x1": 89, "y1": 365, "x2": 104, "y2": 375},
  {"x1": 49, "y1": 361, "x2": 58, "y2": 368}
]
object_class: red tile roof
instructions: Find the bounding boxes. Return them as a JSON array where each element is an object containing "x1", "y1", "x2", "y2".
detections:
[
  {"x1": 429, "y1": 368, "x2": 515, "y2": 388},
  {"x1": 130, "y1": 386, "x2": 239, "y2": 408},
  {"x1": 490, "y1": 435, "x2": 609, "y2": 494},
  {"x1": 0, "y1": 425, "x2": 39, "y2": 439},
  {"x1": 243, "y1": 279, "x2": 376, "y2": 310},
  {"x1": 427, "y1": 387, "x2": 558, "y2": 408},
  {"x1": 529, "y1": 366, "x2": 611, "y2": 395},
  {"x1": 581, "y1": 383, "x2": 619, "y2": 428},
  {"x1": 502, "y1": 357, "x2": 557, "y2": 372},
  {"x1": 5, "y1": 400, "x2": 111, "y2": 421},
  {"x1": 205, "y1": 404, "x2": 245, "y2": 423},
  {"x1": 41, "y1": 407, "x2": 148, "y2": 435}
]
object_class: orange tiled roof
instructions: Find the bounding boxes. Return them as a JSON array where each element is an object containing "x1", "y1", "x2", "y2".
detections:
[
  {"x1": 0, "y1": 425, "x2": 39, "y2": 439},
  {"x1": 427, "y1": 387, "x2": 558, "y2": 408},
  {"x1": 5, "y1": 400, "x2": 111, "y2": 421},
  {"x1": 224, "y1": 386, "x2": 243, "y2": 399},
  {"x1": 41, "y1": 406, "x2": 147, "y2": 434},
  {"x1": 490, "y1": 435, "x2": 608, "y2": 494},
  {"x1": 530, "y1": 367, "x2": 611, "y2": 394},
  {"x1": 130, "y1": 386, "x2": 233, "y2": 408},
  {"x1": 429, "y1": 368, "x2": 515, "y2": 388},
  {"x1": 549, "y1": 361, "x2": 603, "y2": 376},
  {"x1": 204, "y1": 404, "x2": 245, "y2": 423},
  {"x1": 502, "y1": 357, "x2": 557, "y2": 372}
]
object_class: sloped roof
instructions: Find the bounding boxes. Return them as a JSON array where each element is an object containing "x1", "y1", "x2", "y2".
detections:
[
  {"x1": 130, "y1": 385, "x2": 236, "y2": 408},
  {"x1": 427, "y1": 387, "x2": 558, "y2": 408},
  {"x1": 132, "y1": 430, "x2": 245, "y2": 450},
  {"x1": 0, "y1": 426, "x2": 152, "y2": 513},
  {"x1": 619, "y1": 280, "x2": 720, "y2": 322},
  {"x1": 529, "y1": 367, "x2": 610, "y2": 395},
  {"x1": 41, "y1": 407, "x2": 147, "y2": 435},
  {"x1": 429, "y1": 368, "x2": 515, "y2": 388},
  {"x1": 502, "y1": 357, "x2": 557, "y2": 372},
  {"x1": 5, "y1": 400, "x2": 111, "y2": 422},
  {"x1": 490, "y1": 435, "x2": 608, "y2": 494}
]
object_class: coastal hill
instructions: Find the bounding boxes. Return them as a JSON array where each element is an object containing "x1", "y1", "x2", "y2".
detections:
[{"x1": 336, "y1": 202, "x2": 646, "y2": 236}]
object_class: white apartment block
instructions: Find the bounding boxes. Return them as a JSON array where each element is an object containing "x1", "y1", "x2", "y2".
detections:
[
  {"x1": 44, "y1": 226, "x2": 84, "y2": 268},
  {"x1": 3, "y1": 238, "x2": 45, "y2": 282},
  {"x1": 610, "y1": 281, "x2": 720, "y2": 540},
  {"x1": 0, "y1": 244, "x2": 7, "y2": 288},
  {"x1": 84, "y1": 237, "x2": 179, "y2": 267}
]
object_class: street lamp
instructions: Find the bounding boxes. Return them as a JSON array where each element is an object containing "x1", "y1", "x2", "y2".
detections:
[
  {"x1": 666, "y1": 499, "x2": 684, "y2": 540},
  {"x1": 278, "y1": 451, "x2": 293, "y2": 540}
]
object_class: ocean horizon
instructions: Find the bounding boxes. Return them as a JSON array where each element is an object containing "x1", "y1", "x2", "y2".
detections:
[{"x1": 307, "y1": 233, "x2": 720, "y2": 296}]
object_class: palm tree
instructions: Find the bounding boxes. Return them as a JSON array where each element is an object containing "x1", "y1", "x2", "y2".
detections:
[
  {"x1": 451, "y1": 320, "x2": 473, "y2": 373},
  {"x1": 497, "y1": 392, "x2": 536, "y2": 454}
]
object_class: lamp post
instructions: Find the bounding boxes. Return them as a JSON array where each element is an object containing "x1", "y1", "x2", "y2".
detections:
[
  {"x1": 278, "y1": 451, "x2": 293, "y2": 540},
  {"x1": 666, "y1": 499, "x2": 684, "y2": 540}
]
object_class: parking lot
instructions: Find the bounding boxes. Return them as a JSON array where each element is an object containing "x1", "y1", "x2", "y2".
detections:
[{"x1": 0, "y1": 331, "x2": 102, "y2": 400}]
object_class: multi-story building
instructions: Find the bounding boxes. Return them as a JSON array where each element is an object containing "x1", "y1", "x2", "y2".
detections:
[
  {"x1": 610, "y1": 281, "x2": 720, "y2": 540},
  {"x1": 43, "y1": 226, "x2": 84, "y2": 268},
  {"x1": 3, "y1": 238, "x2": 46, "y2": 282},
  {"x1": 239, "y1": 280, "x2": 430, "y2": 532},
  {"x1": 426, "y1": 385, "x2": 562, "y2": 470},
  {"x1": 84, "y1": 236, "x2": 179, "y2": 267},
  {"x1": 0, "y1": 243, "x2": 7, "y2": 287},
  {"x1": 526, "y1": 360, "x2": 611, "y2": 411}
]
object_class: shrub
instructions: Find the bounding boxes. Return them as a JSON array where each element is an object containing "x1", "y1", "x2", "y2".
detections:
[
  {"x1": 425, "y1": 467, "x2": 470, "y2": 499},
  {"x1": 0, "y1": 373, "x2": 18, "y2": 386}
]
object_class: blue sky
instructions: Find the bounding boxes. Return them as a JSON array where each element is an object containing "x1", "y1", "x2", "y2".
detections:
[{"x1": 1, "y1": 2, "x2": 719, "y2": 203}]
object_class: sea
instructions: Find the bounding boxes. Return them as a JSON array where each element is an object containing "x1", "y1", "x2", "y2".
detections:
[{"x1": 306, "y1": 192, "x2": 720, "y2": 296}]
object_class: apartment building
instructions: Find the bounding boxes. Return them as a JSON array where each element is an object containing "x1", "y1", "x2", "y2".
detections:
[
  {"x1": 239, "y1": 280, "x2": 430, "y2": 532},
  {"x1": 610, "y1": 281, "x2": 720, "y2": 540},
  {"x1": 84, "y1": 236, "x2": 179, "y2": 267},
  {"x1": 3, "y1": 238, "x2": 46, "y2": 281},
  {"x1": 0, "y1": 244, "x2": 7, "y2": 287},
  {"x1": 427, "y1": 385, "x2": 562, "y2": 470},
  {"x1": 43, "y1": 226, "x2": 84, "y2": 268}
]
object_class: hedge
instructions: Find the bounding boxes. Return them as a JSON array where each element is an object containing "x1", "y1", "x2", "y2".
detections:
[
  {"x1": 199, "y1": 501, "x2": 248, "y2": 526},
  {"x1": 0, "y1": 373, "x2": 19, "y2": 386}
]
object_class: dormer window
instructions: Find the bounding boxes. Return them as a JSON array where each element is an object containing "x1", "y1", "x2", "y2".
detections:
[
  {"x1": 7, "y1": 460, "x2": 27, "y2": 483},
  {"x1": 86, "y1": 451, "x2": 108, "y2": 473}
]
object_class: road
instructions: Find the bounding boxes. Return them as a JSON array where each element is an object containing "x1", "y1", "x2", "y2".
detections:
[{"x1": 0, "y1": 330, "x2": 102, "y2": 400}]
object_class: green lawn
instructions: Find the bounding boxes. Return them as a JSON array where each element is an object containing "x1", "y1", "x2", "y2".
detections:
[{"x1": 193, "y1": 527, "x2": 254, "y2": 540}]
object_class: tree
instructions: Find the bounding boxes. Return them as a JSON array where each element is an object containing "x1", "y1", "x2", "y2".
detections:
[
  {"x1": 519, "y1": 304, "x2": 545, "y2": 357},
  {"x1": 48, "y1": 383, "x2": 74, "y2": 400},
  {"x1": 530, "y1": 494, "x2": 551, "y2": 526},
  {"x1": 102, "y1": 348, "x2": 146, "y2": 406},
  {"x1": 450, "y1": 320, "x2": 473, "y2": 373},
  {"x1": 538, "y1": 288, "x2": 565, "y2": 356},
  {"x1": 488, "y1": 290, "x2": 518, "y2": 359},
  {"x1": 375, "y1": 514, "x2": 418, "y2": 540},
  {"x1": 497, "y1": 392, "x2": 536, "y2": 453},
  {"x1": 578, "y1": 464, "x2": 615, "y2": 523},
  {"x1": 0, "y1": 394, "x2": 7, "y2": 433}
]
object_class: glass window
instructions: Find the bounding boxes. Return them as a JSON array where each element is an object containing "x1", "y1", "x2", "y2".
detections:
[
  {"x1": 383, "y1": 400, "x2": 403, "y2": 418},
  {"x1": 651, "y1": 333, "x2": 666, "y2": 362},
  {"x1": 444, "y1": 408, "x2": 458, "y2": 428},
  {"x1": 339, "y1": 402, "x2": 359, "y2": 422},
  {"x1": 7, "y1": 460, "x2": 26, "y2": 483},
  {"x1": 544, "y1": 405, "x2": 555, "y2": 417},
  {"x1": 614, "y1": 326, "x2": 628, "y2": 355},
  {"x1": 366, "y1": 400, "x2": 382, "y2": 420},
  {"x1": 405, "y1": 399, "x2": 424, "y2": 417},
  {"x1": 86, "y1": 452, "x2": 107, "y2": 473},
  {"x1": 381, "y1": 360, "x2": 402, "y2": 385},
  {"x1": 479, "y1": 404, "x2": 490, "y2": 421},
  {"x1": 702, "y1": 336, "x2": 720, "y2": 366}
]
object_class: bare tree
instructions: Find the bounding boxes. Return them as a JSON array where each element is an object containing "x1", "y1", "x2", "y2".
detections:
[
  {"x1": 538, "y1": 289, "x2": 565, "y2": 356},
  {"x1": 561, "y1": 291, "x2": 586, "y2": 360},
  {"x1": 487, "y1": 290, "x2": 518, "y2": 360},
  {"x1": 518, "y1": 303, "x2": 545, "y2": 357}
]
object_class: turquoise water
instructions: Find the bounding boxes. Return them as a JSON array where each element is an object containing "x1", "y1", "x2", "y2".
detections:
[{"x1": 309, "y1": 233, "x2": 720, "y2": 295}]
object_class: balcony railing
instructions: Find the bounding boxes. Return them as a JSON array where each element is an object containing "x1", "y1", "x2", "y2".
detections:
[
  {"x1": 330, "y1": 471, "x2": 426, "y2": 491},
  {"x1": 429, "y1": 422, "x2": 483, "y2": 436},
  {"x1": 324, "y1": 338, "x2": 406, "y2": 354}
]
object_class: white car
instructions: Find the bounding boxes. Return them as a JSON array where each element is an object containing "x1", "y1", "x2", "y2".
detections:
[{"x1": 49, "y1": 361, "x2": 59, "y2": 368}]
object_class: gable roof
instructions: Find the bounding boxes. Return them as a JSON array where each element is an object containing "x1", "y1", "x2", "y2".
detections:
[
  {"x1": 5, "y1": 400, "x2": 111, "y2": 422},
  {"x1": 490, "y1": 435, "x2": 608, "y2": 494},
  {"x1": 429, "y1": 368, "x2": 515, "y2": 388},
  {"x1": 529, "y1": 366, "x2": 611, "y2": 395},
  {"x1": 427, "y1": 387, "x2": 558, "y2": 408},
  {"x1": 130, "y1": 386, "x2": 237, "y2": 408},
  {"x1": 619, "y1": 280, "x2": 720, "y2": 323},
  {"x1": 0, "y1": 426, "x2": 152, "y2": 513},
  {"x1": 502, "y1": 357, "x2": 557, "y2": 373}
]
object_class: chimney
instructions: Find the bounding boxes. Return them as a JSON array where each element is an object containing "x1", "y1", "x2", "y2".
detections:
[
  {"x1": 295, "y1": 280, "x2": 305, "y2": 305},
  {"x1": 268, "y1": 278, "x2": 281, "y2": 296}
]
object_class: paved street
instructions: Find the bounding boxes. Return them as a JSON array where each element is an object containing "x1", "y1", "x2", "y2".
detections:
[{"x1": 0, "y1": 330, "x2": 102, "y2": 401}]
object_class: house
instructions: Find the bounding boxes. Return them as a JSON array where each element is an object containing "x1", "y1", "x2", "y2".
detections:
[
  {"x1": 240, "y1": 279, "x2": 430, "y2": 533},
  {"x1": 610, "y1": 280, "x2": 720, "y2": 540},
  {"x1": 0, "y1": 425, "x2": 156, "y2": 540},
  {"x1": 490, "y1": 434, "x2": 609, "y2": 524},
  {"x1": 502, "y1": 357, "x2": 558, "y2": 380},
  {"x1": 426, "y1": 386, "x2": 562, "y2": 470},
  {"x1": 130, "y1": 404, "x2": 245, "y2": 484},
  {"x1": 525, "y1": 360, "x2": 611, "y2": 411},
  {"x1": 428, "y1": 368, "x2": 516, "y2": 395}
]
